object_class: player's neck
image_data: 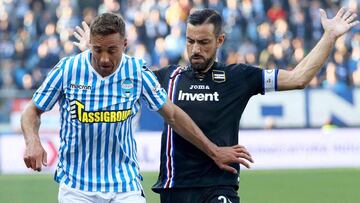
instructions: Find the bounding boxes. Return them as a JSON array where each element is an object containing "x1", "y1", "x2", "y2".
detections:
[{"x1": 200, "y1": 59, "x2": 215, "y2": 74}]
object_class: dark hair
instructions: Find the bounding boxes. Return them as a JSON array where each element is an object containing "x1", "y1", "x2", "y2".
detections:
[
  {"x1": 187, "y1": 9, "x2": 223, "y2": 36},
  {"x1": 90, "y1": 13, "x2": 126, "y2": 38}
]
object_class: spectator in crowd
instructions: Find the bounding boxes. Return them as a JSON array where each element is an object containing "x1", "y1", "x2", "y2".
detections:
[{"x1": 0, "y1": 0, "x2": 359, "y2": 91}]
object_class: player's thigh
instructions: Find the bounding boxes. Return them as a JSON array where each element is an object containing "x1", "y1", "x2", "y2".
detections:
[
  {"x1": 111, "y1": 190, "x2": 146, "y2": 203},
  {"x1": 58, "y1": 184, "x2": 98, "y2": 203},
  {"x1": 202, "y1": 186, "x2": 239, "y2": 203}
]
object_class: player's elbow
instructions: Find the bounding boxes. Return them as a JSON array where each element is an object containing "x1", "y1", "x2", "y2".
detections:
[
  {"x1": 166, "y1": 116, "x2": 176, "y2": 126},
  {"x1": 158, "y1": 102, "x2": 177, "y2": 125},
  {"x1": 294, "y1": 80, "x2": 307, "y2": 89}
]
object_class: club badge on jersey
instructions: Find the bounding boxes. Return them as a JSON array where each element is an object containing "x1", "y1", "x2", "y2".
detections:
[
  {"x1": 212, "y1": 70, "x2": 226, "y2": 83},
  {"x1": 121, "y1": 79, "x2": 134, "y2": 98}
]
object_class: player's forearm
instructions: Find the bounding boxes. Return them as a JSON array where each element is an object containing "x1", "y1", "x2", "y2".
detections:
[
  {"x1": 160, "y1": 103, "x2": 219, "y2": 159},
  {"x1": 289, "y1": 32, "x2": 336, "y2": 89},
  {"x1": 21, "y1": 102, "x2": 42, "y2": 145}
]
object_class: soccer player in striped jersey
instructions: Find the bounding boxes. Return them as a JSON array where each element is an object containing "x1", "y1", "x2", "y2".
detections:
[
  {"x1": 20, "y1": 13, "x2": 254, "y2": 203},
  {"x1": 72, "y1": 7, "x2": 359, "y2": 203}
]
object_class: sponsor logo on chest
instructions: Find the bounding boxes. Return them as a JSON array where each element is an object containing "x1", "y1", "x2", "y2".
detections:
[{"x1": 178, "y1": 90, "x2": 219, "y2": 102}]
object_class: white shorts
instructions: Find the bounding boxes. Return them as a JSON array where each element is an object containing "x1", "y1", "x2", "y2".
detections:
[{"x1": 58, "y1": 183, "x2": 146, "y2": 203}]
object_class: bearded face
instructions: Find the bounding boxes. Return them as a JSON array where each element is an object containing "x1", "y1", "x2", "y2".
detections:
[
  {"x1": 190, "y1": 52, "x2": 215, "y2": 72},
  {"x1": 186, "y1": 23, "x2": 224, "y2": 73}
]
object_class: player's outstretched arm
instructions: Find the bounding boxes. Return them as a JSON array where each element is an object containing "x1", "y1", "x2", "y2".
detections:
[
  {"x1": 158, "y1": 99, "x2": 254, "y2": 173},
  {"x1": 73, "y1": 21, "x2": 90, "y2": 51},
  {"x1": 21, "y1": 101, "x2": 47, "y2": 172},
  {"x1": 277, "y1": 7, "x2": 359, "y2": 91}
]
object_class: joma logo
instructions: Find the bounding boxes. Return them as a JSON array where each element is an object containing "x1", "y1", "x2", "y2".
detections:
[{"x1": 189, "y1": 85, "x2": 210, "y2": 90}]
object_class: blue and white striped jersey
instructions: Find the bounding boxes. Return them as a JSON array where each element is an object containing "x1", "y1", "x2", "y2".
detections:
[{"x1": 33, "y1": 50, "x2": 167, "y2": 192}]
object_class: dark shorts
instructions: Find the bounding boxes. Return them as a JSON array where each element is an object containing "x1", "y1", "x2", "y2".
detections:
[{"x1": 159, "y1": 186, "x2": 239, "y2": 203}]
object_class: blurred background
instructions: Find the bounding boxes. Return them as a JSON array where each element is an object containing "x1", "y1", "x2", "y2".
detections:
[{"x1": 0, "y1": 0, "x2": 359, "y2": 203}]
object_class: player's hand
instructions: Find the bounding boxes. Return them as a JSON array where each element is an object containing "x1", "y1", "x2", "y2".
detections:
[
  {"x1": 213, "y1": 145, "x2": 253, "y2": 174},
  {"x1": 23, "y1": 139, "x2": 47, "y2": 172},
  {"x1": 73, "y1": 21, "x2": 90, "y2": 51},
  {"x1": 320, "y1": 7, "x2": 359, "y2": 40}
]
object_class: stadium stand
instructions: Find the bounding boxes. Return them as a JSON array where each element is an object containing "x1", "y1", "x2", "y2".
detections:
[{"x1": 0, "y1": 0, "x2": 359, "y2": 126}]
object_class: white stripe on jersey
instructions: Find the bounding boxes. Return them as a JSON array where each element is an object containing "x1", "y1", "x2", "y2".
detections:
[{"x1": 33, "y1": 50, "x2": 167, "y2": 192}]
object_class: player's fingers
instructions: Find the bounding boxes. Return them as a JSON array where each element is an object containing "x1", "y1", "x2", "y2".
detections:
[
  {"x1": 23, "y1": 156, "x2": 31, "y2": 168},
  {"x1": 346, "y1": 13, "x2": 357, "y2": 23},
  {"x1": 236, "y1": 152, "x2": 254, "y2": 163},
  {"x1": 35, "y1": 159, "x2": 42, "y2": 172},
  {"x1": 82, "y1": 21, "x2": 90, "y2": 32},
  {"x1": 73, "y1": 32, "x2": 82, "y2": 41},
  {"x1": 342, "y1": 10, "x2": 352, "y2": 20},
  {"x1": 72, "y1": 42, "x2": 80, "y2": 48},
  {"x1": 335, "y1": 7, "x2": 346, "y2": 18},
  {"x1": 349, "y1": 20, "x2": 360, "y2": 27},
  {"x1": 234, "y1": 149, "x2": 252, "y2": 159},
  {"x1": 75, "y1": 26, "x2": 85, "y2": 36},
  {"x1": 42, "y1": 151, "x2": 47, "y2": 167},
  {"x1": 319, "y1": 9, "x2": 327, "y2": 20},
  {"x1": 232, "y1": 145, "x2": 246, "y2": 150},
  {"x1": 233, "y1": 147, "x2": 252, "y2": 157},
  {"x1": 30, "y1": 158, "x2": 37, "y2": 170},
  {"x1": 238, "y1": 159, "x2": 251, "y2": 169},
  {"x1": 221, "y1": 165, "x2": 237, "y2": 174}
]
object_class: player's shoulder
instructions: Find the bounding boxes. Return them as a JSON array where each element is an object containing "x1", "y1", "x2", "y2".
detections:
[
  {"x1": 212, "y1": 62, "x2": 262, "y2": 81},
  {"x1": 156, "y1": 64, "x2": 180, "y2": 74},
  {"x1": 60, "y1": 50, "x2": 87, "y2": 65},
  {"x1": 154, "y1": 64, "x2": 183, "y2": 76},
  {"x1": 152, "y1": 64, "x2": 182, "y2": 84},
  {"x1": 49, "y1": 56, "x2": 72, "y2": 74},
  {"x1": 223, "y1": 63, "x2": 261, "y2": 72},
  {"x1": 123, "y1": 54, "x2": 147, "y2": 68}
]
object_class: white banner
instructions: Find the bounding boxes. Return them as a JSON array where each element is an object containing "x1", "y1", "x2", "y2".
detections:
[
  {"x1": 1, "y1": 129, "x2": 360, "y2": 174},
  {"x1": 238, "y1": 129, "x2": 360, "y2": 169},
  {"x1": 0, "y1": 134, "x2": 59, "y2": 174}
]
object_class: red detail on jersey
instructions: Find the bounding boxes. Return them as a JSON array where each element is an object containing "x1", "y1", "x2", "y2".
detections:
[{"x1": 164, "y1": 66, "x2": 183, "y2": 188}]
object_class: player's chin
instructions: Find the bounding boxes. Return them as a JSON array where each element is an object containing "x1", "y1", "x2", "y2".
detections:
[
  {"x1": 99, "y1": 66, "x2": 115, "y2": 75},
  {"x1": 191, "y1": 62, "x2": 207, "y2": 71}
]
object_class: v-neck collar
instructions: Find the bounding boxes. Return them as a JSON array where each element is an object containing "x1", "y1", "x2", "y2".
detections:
[{"x1": 85, "y1": 49, "x2": 126, "y2": 80}]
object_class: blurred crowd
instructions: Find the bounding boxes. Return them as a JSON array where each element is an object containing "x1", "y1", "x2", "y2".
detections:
[{"x1": 0, "y1": 0, "x2": 359, "y2": 92}]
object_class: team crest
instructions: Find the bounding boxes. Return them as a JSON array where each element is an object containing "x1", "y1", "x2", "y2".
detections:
[
  {"x1": 121, "y1": 79, "x2": 134, "y2": 98},
  {"x1": 212, "y1": 70, "x2": 226, "y2": 83}
]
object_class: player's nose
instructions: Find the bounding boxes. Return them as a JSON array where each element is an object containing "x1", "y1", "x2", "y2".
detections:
[
  {"x1": 99, "y1": 53, "x2": 110, "y2": 63},
  {"x1": 192, "y1": 42, "x2": 201, "y2": 55}
]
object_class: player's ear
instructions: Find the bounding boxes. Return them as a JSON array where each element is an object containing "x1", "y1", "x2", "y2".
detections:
[
  {"x1": 216, "y1": 33, "x2": 225, "y2": 48},
  {"x1": 123, "y1": 38, "x2": 128, "y2": 51}
]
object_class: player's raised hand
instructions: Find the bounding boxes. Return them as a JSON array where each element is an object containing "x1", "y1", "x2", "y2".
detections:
[
  {"x1": 23, "y1": 139, "x2": 47, "y2": 172},
  {"x1": 320, "y1": 7, "x2": 359, "y2": 40},
  {"x1": 212, "y1": 144, "x2": 254, "y2": 174},
  {"x1": 73, "y1": 21, "x2": 90, "y2": 51}
]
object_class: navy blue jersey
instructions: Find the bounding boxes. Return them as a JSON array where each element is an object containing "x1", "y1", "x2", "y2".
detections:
[{"x1": 152, "y1": 62, "x2": 277, "y2": 191}]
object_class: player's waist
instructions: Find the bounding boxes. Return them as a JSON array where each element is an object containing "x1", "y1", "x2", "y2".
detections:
[{"x1": 152, "y1": 175, "x2": 239, "y2": 193}]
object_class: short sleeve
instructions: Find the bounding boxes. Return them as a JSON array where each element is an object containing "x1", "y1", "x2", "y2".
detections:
[
  {"x1": 32, "y1": 59, "x2": 65, "y2": 112},
  {"x1": 141, "y1": 66, "x2": 168, "y2": 111},
  {"x1": 240, "y1": 64, "x2": 278, "y2": 95}
]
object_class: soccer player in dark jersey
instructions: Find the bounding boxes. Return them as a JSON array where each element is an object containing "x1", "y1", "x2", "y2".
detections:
[{"x1": 73, "y1": 8, "x2": 358, "y2": 203}]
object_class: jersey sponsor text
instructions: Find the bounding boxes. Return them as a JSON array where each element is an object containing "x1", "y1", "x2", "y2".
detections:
[
  {"x1": 71, "y1": 100, "x2": 132, "y2": 123},
  {"x1": 177, "y1": 90, "x2": 219, "y2": 101}
]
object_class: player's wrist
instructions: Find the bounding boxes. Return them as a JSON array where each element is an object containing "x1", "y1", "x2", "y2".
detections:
[
  {"x1": 25, "y1": 135, "x2": 41, "y2": 146},
  {"x1": 322, "y1": 31, "x2": 337, "y2": 43},
  {"x1": 207, "y1": 143, "x2": 220, "y2": 161}
]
